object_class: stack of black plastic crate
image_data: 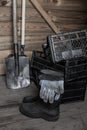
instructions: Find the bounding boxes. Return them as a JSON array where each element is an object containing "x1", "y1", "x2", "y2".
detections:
[
  {"x1": 31, "y1": 30, "x2": 87, "y2": 104},
  {"x1": 47, "y1": 30, "x2": 87, "y2": 103},
  {"x1": 61, "y1": 57, "x2": 87, "y2": 103}
]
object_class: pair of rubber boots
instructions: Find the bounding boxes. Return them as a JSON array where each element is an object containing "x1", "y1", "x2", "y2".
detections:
[{"x1": 19, "y1": 95, "x2": 60, "y2": 121}]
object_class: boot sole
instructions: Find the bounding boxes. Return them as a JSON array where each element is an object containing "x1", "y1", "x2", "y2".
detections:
[{"x1": 19, "y1": 105, "x2": 59, "y2": 122}]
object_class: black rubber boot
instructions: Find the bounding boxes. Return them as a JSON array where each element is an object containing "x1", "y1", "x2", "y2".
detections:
[
  {"x1": 23, "y1": 95, "x2": 39, "y2": 103},
  {"x1": 19, "y1": 98, "x2": 60, "y2": 122}
]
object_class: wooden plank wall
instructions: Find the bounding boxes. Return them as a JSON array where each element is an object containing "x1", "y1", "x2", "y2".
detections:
[{"x1": 0, "y1": 0, "x2": 87, "y2": 75}]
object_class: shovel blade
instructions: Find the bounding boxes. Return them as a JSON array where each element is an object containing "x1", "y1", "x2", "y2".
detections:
[{"x1": 5, "y1": 56, "x2": 30, "y2": 89}]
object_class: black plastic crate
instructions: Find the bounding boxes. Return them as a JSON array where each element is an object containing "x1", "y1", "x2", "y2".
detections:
[
  {"x1": 61, "y1": 95, "x2": 85, "y2": 104},
  {"x1": 31, "y1": 51, "x2": 87, "y2": 103},
  {"x1": 64, "y1": 80, "x2": 87, "y2": 90},
  {"x1": 31, "y1": 51, "x2": 64, "y2": 72},
  {"x1": 61, "y1": 79, "x2": 86, "y2": 103},
  {"x1": 31, "y1": 51, "x2": 87, "y2": 82},
  {"x1": 31, "y1": 51, "x2": 64, "y2": 86},
  {"x1": 56, "y1": 56, "x2": 87, "y2": 82},
  {"x1": 62, "y1": 88, "x2": 86, "y2": 99},
  {"x1": 64, "y1": 57, "x2": 87, "y2": 82},
  {"x1": 48, "y1": 30, "x2": 87, "y2": 63},
  {"x1": 61, "y1": 88, "x2": 86, "y2": 103}
]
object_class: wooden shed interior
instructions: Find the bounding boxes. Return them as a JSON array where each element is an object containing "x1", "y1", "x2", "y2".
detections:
[
  {"x1": 0, "y1": 0, "x2": 87, "y2": 75},
  {"x1": 0, "y1": 0, "x2": 87, "y2": 130}
]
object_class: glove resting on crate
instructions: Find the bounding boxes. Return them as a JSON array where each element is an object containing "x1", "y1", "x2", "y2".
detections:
[{"x1": 39, "y1": 69, "x2": 64, "y2": 104}]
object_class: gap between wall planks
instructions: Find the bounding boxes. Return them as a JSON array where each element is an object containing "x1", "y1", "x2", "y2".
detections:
[{"x1": 0, "y1": 0, "x2": 87, "y2": 75}]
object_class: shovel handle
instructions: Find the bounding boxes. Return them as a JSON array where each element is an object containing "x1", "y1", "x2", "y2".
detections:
[
  {"x1": 14, "y1": 44, "x2": 19, "y2": 76},
  {"x1": 13, "y1": 0, "x2": 18, "y2": 44},
  {"x1": 21, "y1": 0, "x2": 26, "y2": 55},
  {"x1": 13, "y1": 0, "x2": 19, "y2": 76},
  {"x1": 21, "y1": 0, "x2": 26, "y2": 46}
]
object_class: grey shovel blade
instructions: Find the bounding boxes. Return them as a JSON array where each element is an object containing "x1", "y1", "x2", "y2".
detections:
[{"x1": 5, "y1": 56, "x2": 30, "y2": 89}]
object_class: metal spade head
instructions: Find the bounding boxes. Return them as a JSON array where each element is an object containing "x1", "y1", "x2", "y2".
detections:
[{"x1": 5, "y1": 56, "x2": 30, "y2": 89}]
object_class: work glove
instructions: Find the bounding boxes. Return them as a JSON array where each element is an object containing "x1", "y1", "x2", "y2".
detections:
[{"x1": 39, "y1": 69, "x2": 64, "y2": 104}]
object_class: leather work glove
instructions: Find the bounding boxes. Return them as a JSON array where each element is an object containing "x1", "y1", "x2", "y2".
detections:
[{"x1": 39, "y1": 80, "x2": 64, "y2": 104}]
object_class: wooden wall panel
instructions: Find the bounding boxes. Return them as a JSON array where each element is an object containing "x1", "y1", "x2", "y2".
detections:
[{"x1": 0, "y1": 0, "x2": 87, "y2": 74}]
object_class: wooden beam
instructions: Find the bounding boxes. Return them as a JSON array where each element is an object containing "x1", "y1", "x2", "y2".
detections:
[{"x1": 30, "y1": 0, "x2": 60, "y2": 34}]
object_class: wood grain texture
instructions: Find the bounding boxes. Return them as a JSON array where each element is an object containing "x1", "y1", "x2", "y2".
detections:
[
  {"x1": 0, "y1": 0, "x2": 87, "y2": 74},
  {"x1": 30, "y1": 0, "x2": 59, "y2": 33}
]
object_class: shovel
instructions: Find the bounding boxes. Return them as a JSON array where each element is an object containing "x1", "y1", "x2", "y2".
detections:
[{"x1": 5, "y1": 0, "x2": 30, "y2": 89}]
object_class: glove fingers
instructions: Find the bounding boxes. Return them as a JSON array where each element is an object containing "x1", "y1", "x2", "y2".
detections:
[
  {"x1": 40, "y1": 86, "x2": 46, "y2": 99},
  {"x1": 43, "y1": 87, "x2": 49, "y2": 103},
  {"x1": 48, "y1": 89, "x2": 55, "y2": 104},
  {"x1": 39, "y1": 79, "x2": 64, "y2": 104},
  {"x1": 55, "y1": 94, "x2": 60, "y2": 101}
]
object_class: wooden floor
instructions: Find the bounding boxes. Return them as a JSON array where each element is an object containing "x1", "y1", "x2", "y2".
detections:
[{"x1": 0, "y1": 76, "x2": 87, "y2": 130}]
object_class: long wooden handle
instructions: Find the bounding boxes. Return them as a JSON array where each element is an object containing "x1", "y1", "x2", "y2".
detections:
[
  {"x1": 21, "y1": 0, "x2": 26, "y2": 46},
  {"x1": 13, "y1": 0, "x2": 18, "y2": 44},
  {"x1": 13, "y1": 0, "x2": 19, "y2": 76},
  {"x1": 30, "y1": 0, "x2": 60, "y2": 34}
]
